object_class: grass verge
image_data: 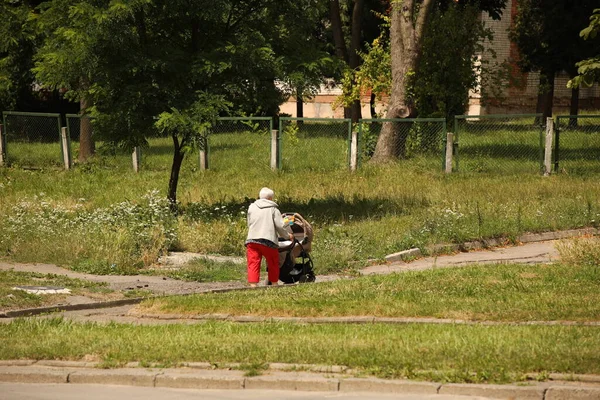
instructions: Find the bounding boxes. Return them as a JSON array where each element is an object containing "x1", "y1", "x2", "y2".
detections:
[
  {"x1": 134, "y1": 262, "x2": 600, "y2": 322},
  {"x1": 1, "y1": 317, "x2": 598, "y2": 383},
  {"x1": 142, "y1": 258, "x2": 246, "y2": 283}
]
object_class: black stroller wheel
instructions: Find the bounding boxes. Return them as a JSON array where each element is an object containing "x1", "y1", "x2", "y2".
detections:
[{"x1": 299, "y1": 272, "x2": 316, "y2": 283}]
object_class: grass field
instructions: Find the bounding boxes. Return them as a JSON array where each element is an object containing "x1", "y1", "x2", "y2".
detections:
[
  {"x1": 1, "y1": 117, "x2": 600, "y2": 275},
  {"x1": 135, "y1": 261, "x2": 600, "y2": 321}
]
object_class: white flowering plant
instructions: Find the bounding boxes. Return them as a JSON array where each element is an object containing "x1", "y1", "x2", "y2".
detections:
[{"x1": 0, "y1": 190, "x2": 177, "y2": 274}]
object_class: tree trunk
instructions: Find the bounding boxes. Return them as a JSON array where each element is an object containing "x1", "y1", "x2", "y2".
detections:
[
  {"x1": 167, "y1": 134, "x2": 185, "y2": 211},
  {"x1": 349, "y1": 0, "x2": 364, "y2": 123},
  {"x1": 296, "y1": 87, "x2": 304, "y2": 127},
  {"x1": 535, "y1": 68, "x2": 555, "y2": 125},
  {"x1": 370, "y1": 92, "x2": 377, "y2": 119},
  {"x1": 329, "y1": 0, "x2": 352, "y2": 119},
  {"x1": 296, "y1": 88, "x2": 303, "y2": 118},
  {"x1": 78, "y1": 96, "x2": 94, "y2": 163},
  {"x1": 568, "y1": 86, "x2": 580, "y2": 128},
  {"x1": 371, "y1": 0, "x2": 433, "y2": 162}
]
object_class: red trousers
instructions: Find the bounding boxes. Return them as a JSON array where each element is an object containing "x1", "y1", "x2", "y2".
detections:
[{"x1": 246, "y1": 242, "x2": 280, "y2": 284}]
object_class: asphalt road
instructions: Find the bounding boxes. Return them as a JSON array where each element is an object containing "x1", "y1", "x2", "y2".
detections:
[{"x1": 1, "y1": 383, "x2": 490, "y2": 400}]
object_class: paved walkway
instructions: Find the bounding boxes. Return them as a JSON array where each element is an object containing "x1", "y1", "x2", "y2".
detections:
[{"x1": 361, "y1": 240, "x2": 559, "y2": 275}]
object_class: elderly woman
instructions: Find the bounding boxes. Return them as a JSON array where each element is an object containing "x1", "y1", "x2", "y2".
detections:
[{"x1": 245, "y1": 187, "x2": 294, "y2": 287}]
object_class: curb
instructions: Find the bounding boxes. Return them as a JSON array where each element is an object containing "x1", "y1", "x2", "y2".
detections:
[
  {"x1": 0, "y1": 285, "x2": 266, "y2": 319},
  {"x1": 0, "y1": 297, "x2": 146, "y2": 319},
  {"x1": 1, "y1": 363, "x2": 599, "y2": 399},
  {"x1": 423, "y1": 227, "x2": 600, "y2": 256}
]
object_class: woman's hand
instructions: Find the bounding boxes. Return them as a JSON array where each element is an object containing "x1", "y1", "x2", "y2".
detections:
[{"x1": 288, "y1": 233, "x2": 295, "y2": 242}]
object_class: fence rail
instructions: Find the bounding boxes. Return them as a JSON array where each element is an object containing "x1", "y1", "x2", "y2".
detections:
[
  {"x1": 358, "y1": 118, "x2": 447, "y2": 170},
  {"x1": 278, "y1": 117, "x2": 352, "y2": 172},
  {"x1": 454, "y1": 114, "x2": 544, "y2": 174},
  {"x1": 1, "y1": 111, "x2": 63, "y2": 168},
  {"x1": 0, "y1": 111, "x2": 599, "y2": 174},
  {"x1": 554, "y1": 115, "x2": 600, "y2": 174}
]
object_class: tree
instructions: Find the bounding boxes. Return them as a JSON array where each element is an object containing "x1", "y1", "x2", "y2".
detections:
[
  {"x1": 33, "y1": 0, "x2": 100, "y2": 162},
  {"x1": 33, "y1": 0, "x2": 320, "y2": 206},
  {"x1": 568, "y1": 8, "x2": 600, "y2": 89},
  {"x1": 0, "y1": 0, "x2": 38, "y2": 112},
  {"x1": 348, "y1": 4, "x2": 495, "y2": 125},
  {"x1": 369, "y1": 0, "x2": 435, "y2": 161},
  {"x1": 510, "y1": 0, "x2": 598, "y2": 122},
  {"x1": 274, "y1": 1, "x2": 335, "y2": 120},
  {"x1": 370, "y1": 0, "x2": 509, "y2": 162},
  {"x1": 330, "y1": 0, "x2": 387, "y2": 122}
]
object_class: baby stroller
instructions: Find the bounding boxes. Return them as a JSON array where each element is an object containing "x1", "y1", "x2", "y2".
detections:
[{"x1": 277, "y1": 213, "x2": 316, "y2": 284}]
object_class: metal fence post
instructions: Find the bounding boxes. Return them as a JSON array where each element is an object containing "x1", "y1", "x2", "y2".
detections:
[
  {"x1": 60, "y1": 127, "x2": 72, "y2": 170},
  {"x1": 445, "y1": 132, "x2": 453, "y2": 173},
  {"x1": 0, "y1": 124, "x2": 5, "y2": 166},
  {"x1": 270, "y1": 129, "x2": 279, "y2": 171},
  {"x1": 198, "y1": 135, "x2": 209, "y2": 171},
  {"x1": 132, "y1": 146, "x2": 141, "y2": 172},
  {"x1": 544, "y1": 117, "x2": 553, "y2": 176},
  {"x1": 554, "y1": 117, "x2": 561, "y2": 172},
  {"x1": 349, "y1": 128, "x2": 358, "y2": 171}
]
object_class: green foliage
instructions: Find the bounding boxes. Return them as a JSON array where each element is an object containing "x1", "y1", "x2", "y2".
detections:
[
  {"x1": 409, "y1": 4, "x2": 493, "y2": 121},
  {"x1": 338, "y1": 12, "x2": 391, "y2": 108},
  {"x1": 511, "y1": 1, "x2": 598, "y2": 84},
  {"x1": 155, "y1": 93, "x2": 231, "y2": 152},
  {"x1": 0, "y1": 0, "x2": 38, "y2": 111},
  {"x1": 568, "y1": 8, "x2": 600, "y2": 88}
]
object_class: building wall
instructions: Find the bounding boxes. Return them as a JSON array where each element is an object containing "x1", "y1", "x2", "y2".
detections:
[{"x1": 479, "y1": 0, "x2": 600, "y2": 114}]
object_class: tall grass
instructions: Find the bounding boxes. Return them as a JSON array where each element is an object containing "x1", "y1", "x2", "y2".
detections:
[{"x1": 1, "y1": 131, "x2": 600, "y2": 275}]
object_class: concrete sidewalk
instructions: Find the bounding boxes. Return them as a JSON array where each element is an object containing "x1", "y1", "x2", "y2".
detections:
[{"x1": 1, "y1": 361, "x2": 599, "y2": 399}]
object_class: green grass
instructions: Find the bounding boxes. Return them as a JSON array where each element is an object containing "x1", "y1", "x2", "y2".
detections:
[
  {"x1": 136, "y1": 262, "x2": 600, "y2": 321},
  {"x1": 146, "y1": 258, "x2": 246, "y2": 282},
  {"x1": 1, "y1": 317, "x2": 598, "y2": 383},
  {"x1": 2, "y1": 127, "x2": 600, "y2": 276},
  {"x1": 5, "y1": 141, "x2": 64, "y2": 169},
  {"x1": 0, "y1": 270, "x2": 112, "y2": 310}
]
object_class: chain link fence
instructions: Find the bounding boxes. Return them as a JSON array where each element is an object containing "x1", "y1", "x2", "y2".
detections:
[
  {"x1": 554, "y1": 116, "x2": 600, "y2": 175},
  {"x1": 278, "y1": 117, "x2": 351, "y2": 172},
  {"x1": 206, "y1": 117, "x2": 273, "y2": 172},
  {"x1": 454, "y1": 114, "x2": 544, "y2": 174},
  {"x1": 358, "y1": 118, "x2": 447, "y2": 170},
  {"x1": 2, "y1": 111, "x2": 63, "y2": 168}
]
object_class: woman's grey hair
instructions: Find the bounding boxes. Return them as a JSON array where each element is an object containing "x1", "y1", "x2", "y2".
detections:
[{"x1": 259, "y1": 187, "x2": 274, "y2": 200}]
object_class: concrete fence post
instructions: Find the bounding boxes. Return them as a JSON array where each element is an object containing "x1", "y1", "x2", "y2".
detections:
[
  {"x1": 445, "y1": 132, "x2": 454, "y2": 174},
  {"x1": 544, "y1": 117, "x2": 553, "y2": 176},
  {"x1": 0, "y1": 124, "x2": 5, "y2": 167},
  {"x1": 350, "y1": 129, "x2": 358, "y2": 172},
  {"x1": 132, "y1": 146, "x2": 141, "y2": 173},
  {"x1": 61, "y1": 127, "x2": 72, "y2": 170},
  {"x1": 270, "y1": 129, "x2": 279, "y2": 171},
  {"x1": 199, "y1": 136, "x2": 208, "y2": 171}
]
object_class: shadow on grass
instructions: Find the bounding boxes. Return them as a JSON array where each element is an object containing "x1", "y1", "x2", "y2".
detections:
[
  {"x1": 182, "y1": 194, "x2": 430, "y2": 223},
  {"x1": 458, "y1": 143, "x2": 541, "y2": 160}
]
